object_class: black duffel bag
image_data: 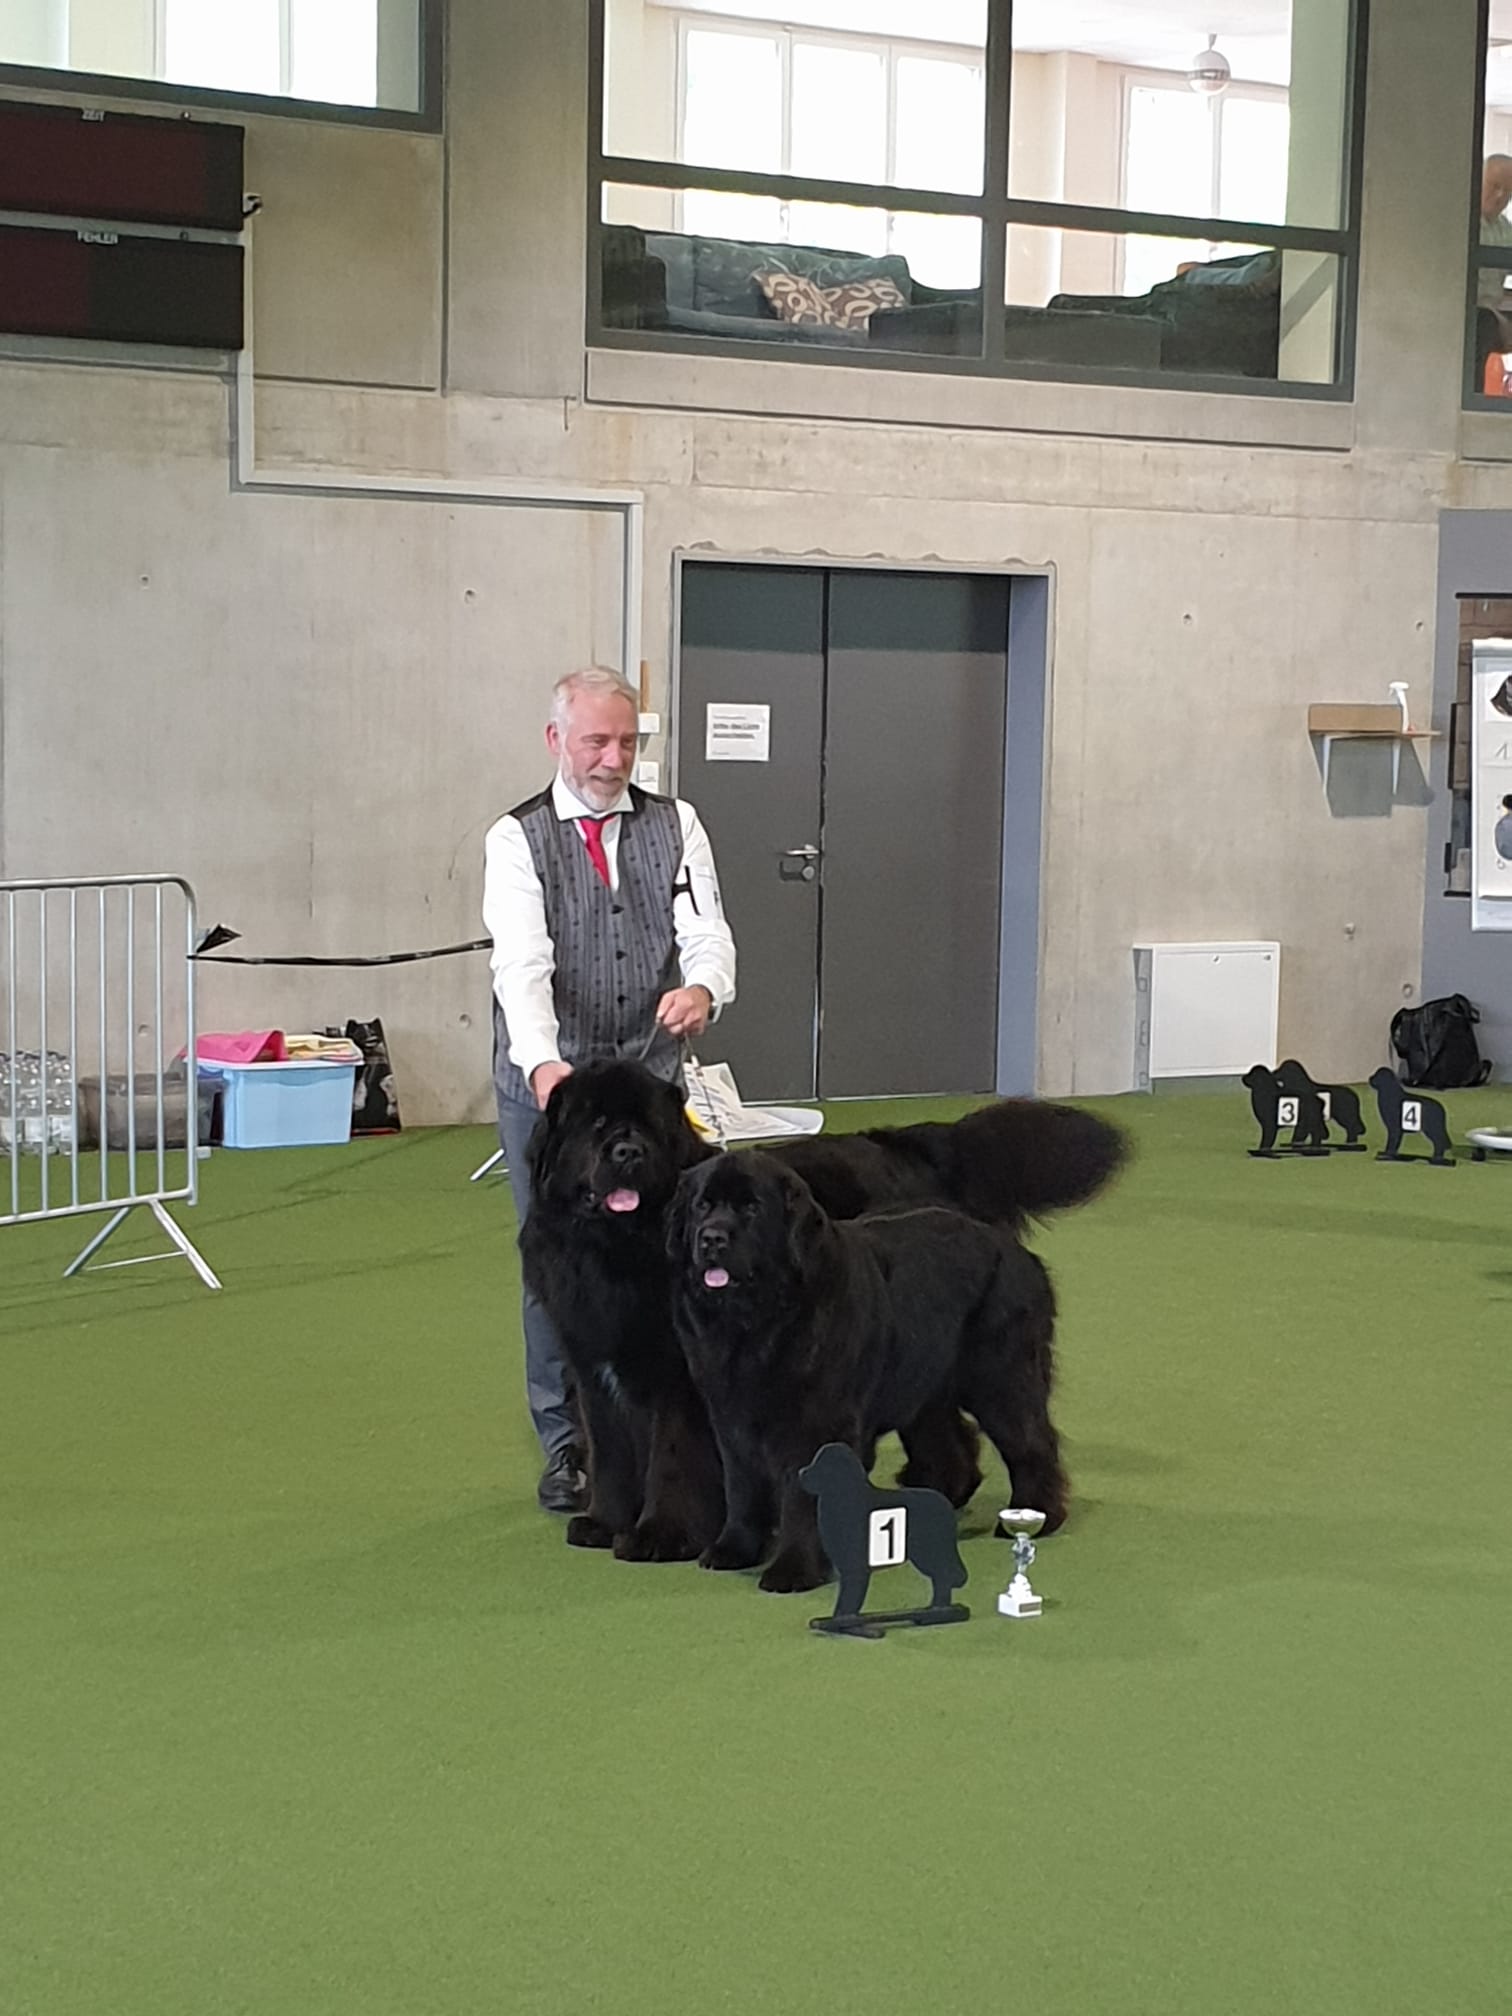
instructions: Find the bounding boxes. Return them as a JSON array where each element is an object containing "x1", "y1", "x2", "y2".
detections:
[{"x1": 1389, "y1": 994, "x2": 1492, "y2": 1089}]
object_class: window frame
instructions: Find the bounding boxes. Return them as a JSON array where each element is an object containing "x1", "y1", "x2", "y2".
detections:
[
  {"x1": 0, "y1": 0, "x2": 443, "y2": 132},
  {"x1": 589, "y1": 0, "x2": 1368, "y2": 402}
]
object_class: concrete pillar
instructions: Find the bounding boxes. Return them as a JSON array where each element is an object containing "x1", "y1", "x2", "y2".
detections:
[
  {"x1": 1057, "y1": 54, "x2": 1119, "y2": 296},
  {"x1": 446, "y1": 0, "x2": 587, "y2": 398},
  {"x1": 1005, "y1": 52, "x2": 1118, "y2": 301},
  {"x1": 1353, "y1": 0, "x2": 1482, "y2": 449},
  {"x1": 603, "y1": 0, "x2": 676, "y2": 161},
  {"x1": 600, "y1": 0, "x2": 677, "y2": 229},
  {"x1": 1006, "y1": 52, "x2": 1063, "y2": 301}
]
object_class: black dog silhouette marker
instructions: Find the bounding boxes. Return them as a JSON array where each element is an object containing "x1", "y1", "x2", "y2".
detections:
[
  {"x1": 799, "y1": 1444, "x2": 970, "y2": 1640},
  {"x1": 1368, "y1": 1069, "x2": 1455, "y2": 1166},
  {"x1": 1274, "y1": 1060, "x2": 1367, "y2": 1151},
  {"x1": 1243, "y1": 1065, "x2": 1328, "y2": 1158}
]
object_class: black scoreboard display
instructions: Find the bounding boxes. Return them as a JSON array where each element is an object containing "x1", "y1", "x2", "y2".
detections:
[{"x1": 0, "y1": 99, "x2": 245, "y2": 349}]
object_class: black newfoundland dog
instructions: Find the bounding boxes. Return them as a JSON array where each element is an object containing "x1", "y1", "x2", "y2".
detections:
[
  {"x1": 521, "y1": 1059, "x2": 1124, "y2": 1563},
  {"x1": 668, "y1": 1152, "x2": 1064, "y2": 1593},
  {"x1": 520, "y1": 1065, "x2": 720, "y2": 1561}
]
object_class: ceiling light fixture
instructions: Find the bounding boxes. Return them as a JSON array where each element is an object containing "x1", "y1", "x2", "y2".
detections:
[{"x1": 1187, "y1": 33, "x2": 1232, "y2": 97}]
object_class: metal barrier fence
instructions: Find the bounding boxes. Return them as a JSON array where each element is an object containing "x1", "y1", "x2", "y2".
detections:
[{"x1": 1, "y1": 876, "x2": 220, "y2": 1290}]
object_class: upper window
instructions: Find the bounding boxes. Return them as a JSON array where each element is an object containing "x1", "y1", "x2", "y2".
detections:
[
  {"x1": 1471, "y1": 0, "x2": 1512, "y2": 405},
  {"x1": 673, "y1": 20, "x2": 986, "y2": 287},
  {"x1": 593, "y1": 0, "x2": 1361, "y2": 395},
  {"x1": 0, "y1": 0, "x2": 433, "y2": 121}
]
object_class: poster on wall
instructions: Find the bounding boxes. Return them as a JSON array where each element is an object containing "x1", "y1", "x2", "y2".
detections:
[
  {"x1": 1470, "y1": 647, "x2": 1512, "y2": 927},
  {"x1": 705, "y1": 703, "x2": 771, "y2": 763}
]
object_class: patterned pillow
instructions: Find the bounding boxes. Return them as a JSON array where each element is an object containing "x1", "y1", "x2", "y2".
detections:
[{"x1": 756, "y1": 269, "x2": 907, "y2": 331}]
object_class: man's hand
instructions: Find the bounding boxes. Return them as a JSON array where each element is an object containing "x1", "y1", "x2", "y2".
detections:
[
  {"x1": 530, "y1": 1060, "x2": 574, "y2": 1110},
  {"x1": 656, "y1": 985, "x2": 713, "y2": 1040}
]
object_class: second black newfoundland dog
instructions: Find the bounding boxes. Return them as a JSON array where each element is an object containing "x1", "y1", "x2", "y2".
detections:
[
  {"x1": 521, "y1": 1059, "x2": 1124, "y2": 1565},
  {"x1": 668, "y1": 1153, "x2": 1064, "y2": 1592}
]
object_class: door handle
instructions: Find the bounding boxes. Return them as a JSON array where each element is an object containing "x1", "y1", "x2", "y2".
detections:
[
  {"x1": 782, "y1": 845, "x2": 820, "y2": 859},
  {"x1": 779, "y1": 843, "x2": 820, "y2": 883}
]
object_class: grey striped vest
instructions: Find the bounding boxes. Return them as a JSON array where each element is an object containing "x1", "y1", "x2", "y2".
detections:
[{"x1": 492, "y1": 785, "x2": 686, "y2": 1108}]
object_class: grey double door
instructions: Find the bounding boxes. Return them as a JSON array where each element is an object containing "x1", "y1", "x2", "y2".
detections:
[{"x1": 677, "y1": 562, "x2": 1009, "y2": 1102}]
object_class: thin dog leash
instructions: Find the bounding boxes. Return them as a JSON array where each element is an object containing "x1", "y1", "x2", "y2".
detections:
[{"x1": 623, "y1": 1020, "x2": 728, "y2": 1151}]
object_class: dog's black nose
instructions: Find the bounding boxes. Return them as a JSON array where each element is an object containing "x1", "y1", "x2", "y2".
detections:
[
  {"x1": 608, "y1": 1137, "x2": 640, "y2": 1170},
  {"x1": 695, "y1": 1223, "x2": 729, "y2": 1261}
]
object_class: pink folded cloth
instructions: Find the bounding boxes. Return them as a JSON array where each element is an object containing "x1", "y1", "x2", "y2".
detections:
[{"x1": 196, "y1": 1031, "x2": 288, "y2": 1065}]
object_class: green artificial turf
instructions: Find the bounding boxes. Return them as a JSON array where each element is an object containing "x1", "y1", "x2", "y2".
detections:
[{"x1": 1, "y1": 1090, "x2": 1508, "y2": 2015}]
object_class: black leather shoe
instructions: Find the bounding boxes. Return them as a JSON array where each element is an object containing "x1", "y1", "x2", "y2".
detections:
[{"x1": 537, "y1": 1444, "x2": 589, "y2": 1514}]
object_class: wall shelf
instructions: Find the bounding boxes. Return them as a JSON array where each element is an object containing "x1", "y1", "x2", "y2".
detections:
[{"x1": 1307, "y1": 704, "x2": 1439, "y2": 791}]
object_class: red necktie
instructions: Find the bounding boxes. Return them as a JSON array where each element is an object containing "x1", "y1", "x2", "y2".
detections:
[{"x1": 579, "y1": 815, "x2": 612, "y2": 888}]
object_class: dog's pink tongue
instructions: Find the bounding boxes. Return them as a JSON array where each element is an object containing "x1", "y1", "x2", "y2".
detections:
[
  {"x1": 604, "y1": 1189, "x2": 641, "y2": 1214},
  {"x1": 703, "y1": 1266, "x2": 731, "y2": 1290}
]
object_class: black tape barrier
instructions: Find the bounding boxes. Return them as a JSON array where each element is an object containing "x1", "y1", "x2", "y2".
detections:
[{"x1": 191, "y1": 925, "x2": 490, "y2": 969}]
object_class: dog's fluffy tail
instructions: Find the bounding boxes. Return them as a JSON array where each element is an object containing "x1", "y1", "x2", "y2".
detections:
[{"x1": 883, "y1": 1099, "x2": 1128, "y2": 1231}]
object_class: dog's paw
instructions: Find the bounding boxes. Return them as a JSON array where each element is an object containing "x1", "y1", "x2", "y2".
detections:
[
  {"x1": 758, "y1": 1553, "x2": 827, "y2": 1595},
  {"x1": 615, "y1": 1520, "x2": 700, "y2": 1563},
  {"x1": 700, "y1": 1530, "x2": 764, "y2": 1572},
  {"x1": 566, "y1": 1514, "x2": 617, "y2": 1550}
]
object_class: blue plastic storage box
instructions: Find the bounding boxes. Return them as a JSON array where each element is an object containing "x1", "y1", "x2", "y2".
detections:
[{"x1": 203, "y1": 1058, "x2": 357, "y2": 1150}]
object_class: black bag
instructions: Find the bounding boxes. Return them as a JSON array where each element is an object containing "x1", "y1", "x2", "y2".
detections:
[
  {"x1": 325, "y1": 1019, "x2": 402, "y2": 1134},
  {"x1": 1388, "y1": 994, "x2": 1491, "y2": 1089}
]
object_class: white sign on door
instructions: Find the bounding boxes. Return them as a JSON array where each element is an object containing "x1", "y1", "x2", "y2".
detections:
[
  {"x1": 705, "y1": 703, "x2": 771, "y2": 763},
  {"x1": 868, "y1": 1507, "x2": 907, "y2": 1568}
]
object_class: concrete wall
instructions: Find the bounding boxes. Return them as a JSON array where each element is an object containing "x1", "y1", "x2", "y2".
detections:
[{"x1": 0, "y1": 0, "x2": 1508, "y2": 1118}]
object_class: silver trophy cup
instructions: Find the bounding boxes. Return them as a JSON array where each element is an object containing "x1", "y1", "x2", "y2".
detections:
[{"x1": 997, "y1": 1507, "x2": 1046, "y2": 1618}]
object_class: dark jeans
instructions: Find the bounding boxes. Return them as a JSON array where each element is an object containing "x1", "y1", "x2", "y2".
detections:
[{"x1": 496, "y1": 1089, "x2": 578, "y2": 1460}]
